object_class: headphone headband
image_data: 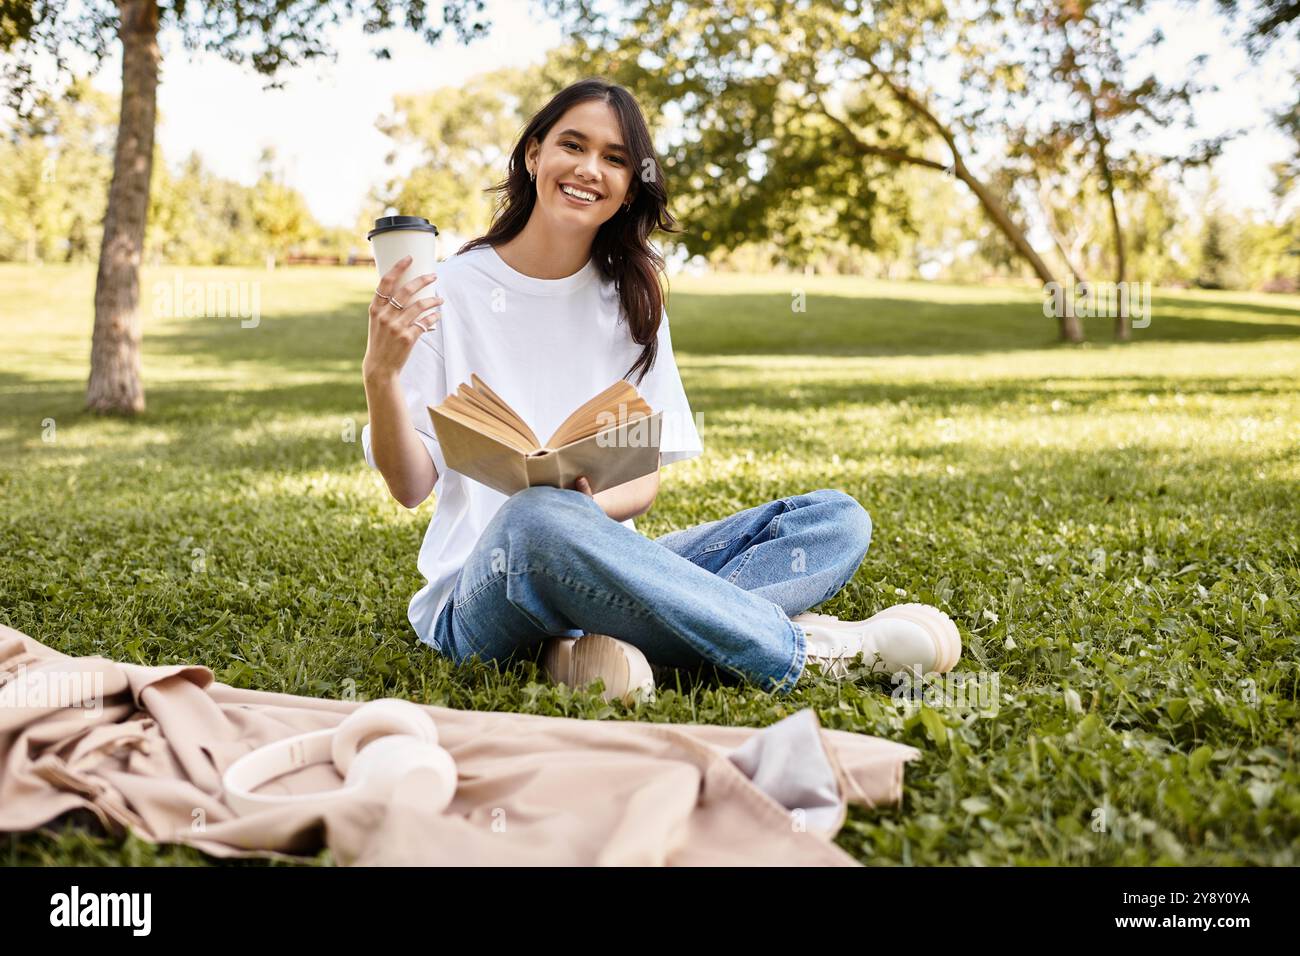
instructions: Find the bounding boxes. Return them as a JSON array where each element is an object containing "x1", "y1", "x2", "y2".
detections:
[{"x1": 222, "y1": 700, "x2": 456, "y2": 817}]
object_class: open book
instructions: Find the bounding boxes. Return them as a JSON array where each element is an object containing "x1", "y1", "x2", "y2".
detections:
[{"x1": 428, "y1": 374, "x2": 663, "y2": 496}]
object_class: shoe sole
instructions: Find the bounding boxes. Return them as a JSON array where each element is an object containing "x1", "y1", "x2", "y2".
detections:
[
  {"x1": 542, "y1": 633, "x2": 656, "y2": 705},
  {"x1": 795, "y1": 604, "x2": 962, "y2": 673}
]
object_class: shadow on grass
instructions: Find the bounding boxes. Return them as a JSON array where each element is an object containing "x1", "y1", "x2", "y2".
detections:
[
  {"x1": 4, "y1": 359, "x2": 1296, "y2": 484},
  {"x1": 122, "y1": 287, "x2": 1300, "y2": 376}
]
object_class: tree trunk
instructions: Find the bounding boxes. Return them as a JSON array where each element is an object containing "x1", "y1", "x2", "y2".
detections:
[
  {"x1": 1100, "y1": 168, "x2": 1129, "y2": 341},
  {"x1": 817, "y1": 81, "x2": 1084, "y2": 342},
  {"x1": 953, "y1": 159, "x2": 1083, "y2": 342},
  {"x1": 1090, "y1": 108, "x2": 1129, "y2": 342},
  {"x1": 86, "y1": 0, "x2": 160, "y2": 415}
]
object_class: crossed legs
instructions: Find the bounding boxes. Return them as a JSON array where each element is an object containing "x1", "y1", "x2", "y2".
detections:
[{"x1": 430, "y1": 486, "x2": 872, "y2": 694}]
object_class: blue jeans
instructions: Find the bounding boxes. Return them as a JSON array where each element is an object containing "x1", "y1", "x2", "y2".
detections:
[{"x1": 429, "y1": 487, "x2": 873, "y2": 694}]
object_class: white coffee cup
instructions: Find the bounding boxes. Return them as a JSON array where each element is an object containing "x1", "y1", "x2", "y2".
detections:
[{"x1": 367, "y1": 215, "x2": 440, "y2": 313}]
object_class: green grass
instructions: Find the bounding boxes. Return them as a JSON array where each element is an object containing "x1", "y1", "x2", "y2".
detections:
[{"x1": 1, "y1": 262, "x2": 1298, "y2": 866}]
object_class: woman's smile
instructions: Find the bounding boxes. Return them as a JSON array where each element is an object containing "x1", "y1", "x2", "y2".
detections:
[{"x1": 558, "y1": 181, "x2": 602, "y2": 206}]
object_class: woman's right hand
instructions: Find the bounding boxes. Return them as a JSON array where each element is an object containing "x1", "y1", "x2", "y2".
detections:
[{"x1": 362, "y1": 255, "x2": 444, "y2": 383}]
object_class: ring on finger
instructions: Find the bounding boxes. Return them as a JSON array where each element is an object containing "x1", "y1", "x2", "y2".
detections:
[
  {"x1": 374, "y1": 289, "x2": 392, "y2": 302},
  {"x1": 413, "y1": 319, "x2": 430, "y2": 333},
  {"x1": 390, "y1": 297, "x2": 405, "y2": 310}
]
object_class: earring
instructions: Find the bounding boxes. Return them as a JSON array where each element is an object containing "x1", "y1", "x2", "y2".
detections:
[{"x1": 529, "y1": 168, "x2": 536, "y2": 183}]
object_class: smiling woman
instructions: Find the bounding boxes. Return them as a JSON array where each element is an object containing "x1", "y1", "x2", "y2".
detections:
[{"x1": 360, "y1": 77, "x2": 961, "y2": 706}]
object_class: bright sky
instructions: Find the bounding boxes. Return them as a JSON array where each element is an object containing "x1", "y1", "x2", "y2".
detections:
[
  {"x1": 63, "y1": 0, "x2": 1300, "y2": 229},
  {"x1": 94, "y1": 0, "x2": 564, "y2": 228}
]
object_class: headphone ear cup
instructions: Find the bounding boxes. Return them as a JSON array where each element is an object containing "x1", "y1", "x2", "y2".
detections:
[
  {"x1": 332, "y1": 699, "x2": 440, "y2": 776},
  {"x1": 345, "y1": 735, "x2": 458, "y2": 813}
]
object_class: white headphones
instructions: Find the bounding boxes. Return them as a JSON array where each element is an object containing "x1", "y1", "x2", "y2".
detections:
[{"x1": 222, "y1": 698, "x2": 457, "y2": 817}]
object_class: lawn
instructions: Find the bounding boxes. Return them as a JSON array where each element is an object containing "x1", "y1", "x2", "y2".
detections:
[{"x1": 1, "y1": 262, "x2": 1297, "y2": 866}]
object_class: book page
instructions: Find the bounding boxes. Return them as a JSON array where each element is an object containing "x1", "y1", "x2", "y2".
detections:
[
  {"x1": 437, "y1": 395, "x2": 536, "y2": 454},
  {"x1": 545, "y1": 380, "x2": 653, "y2": 449},
  {"x1": 433, "y1": 375, "x2": 655, "y2": 467},
  {"x1": 471, "y1": 374, "x2": 540, "y2": 448},
  {"x1": 454, "y1": 384, "x2": 539, "y2": 451}
]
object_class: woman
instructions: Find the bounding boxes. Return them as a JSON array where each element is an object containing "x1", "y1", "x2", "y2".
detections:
[{"x1": 360, "y1": 78, "x2": 961, "y2": 702}]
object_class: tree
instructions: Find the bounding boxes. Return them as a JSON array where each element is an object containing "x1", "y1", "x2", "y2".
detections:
[
  {"x1": 1275, "y1": 85, "x2": 1300, "y2": 198},
  {"x1": 543, "y1": 0, "x2": 1086, "y2": 339},
  {"x1": 145, "y1": 150, "x2": 283, "y2": 267},
  {"x1": 251, "y1": 147, "x2": 316, "y2": 267},
  {"x1": 1214, "y1": 1, "x2": 1300, "y2": 197},
  {"x1": 1213, "y1": 0, "x2": 1300, "y2": 56},
  {"x1": 0, "y1": 77, "x2": 116, "y2": 263},
  {"x1": 546, "y1": 0, "x2": 1242, "y2": 342},
  {"x1": 374, "y1": 65, "x2": 554, "y2": 241},
  {"x1": 1, "y1": 0, "x2": 493, "y2": 415},
  {"x1": 1197, "y1": 190, "x2": 1234, "y2": 291},
  {"x1": 1125, "y1": 172, "x2": 1195, "y2": 287},
  {"x1": 1213, "y1": 1, "x2": 1300, "y2": 290},
  {"x1": 999, "y1": 0, "x2": 1227, "y2": 340}
]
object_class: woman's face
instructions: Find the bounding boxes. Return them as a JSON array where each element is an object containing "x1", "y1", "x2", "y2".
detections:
[{"x1": 526, "y1": 99, "x2": 635, "y2": 232}]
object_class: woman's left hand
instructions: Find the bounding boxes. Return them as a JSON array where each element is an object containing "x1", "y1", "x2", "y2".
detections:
[{"x1": 571, "y1": 470, "x2": 659, "y2": 521}]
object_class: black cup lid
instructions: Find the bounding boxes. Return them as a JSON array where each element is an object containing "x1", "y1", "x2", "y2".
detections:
[{"x1": 367, "y1": 215, "x2": 439, "y2": 240}]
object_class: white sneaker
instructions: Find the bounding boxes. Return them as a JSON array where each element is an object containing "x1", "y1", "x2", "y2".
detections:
[
  {"x1": 541, "y1": 633, "x2": 657, "y2": 705},
  {"x1": 794, "y1": 603, "x2": 962, "y2": 679}
]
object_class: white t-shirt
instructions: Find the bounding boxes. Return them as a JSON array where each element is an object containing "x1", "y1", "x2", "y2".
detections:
[{"x1": 361, "y1": 243, "x2": 705, "y2": 645}]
